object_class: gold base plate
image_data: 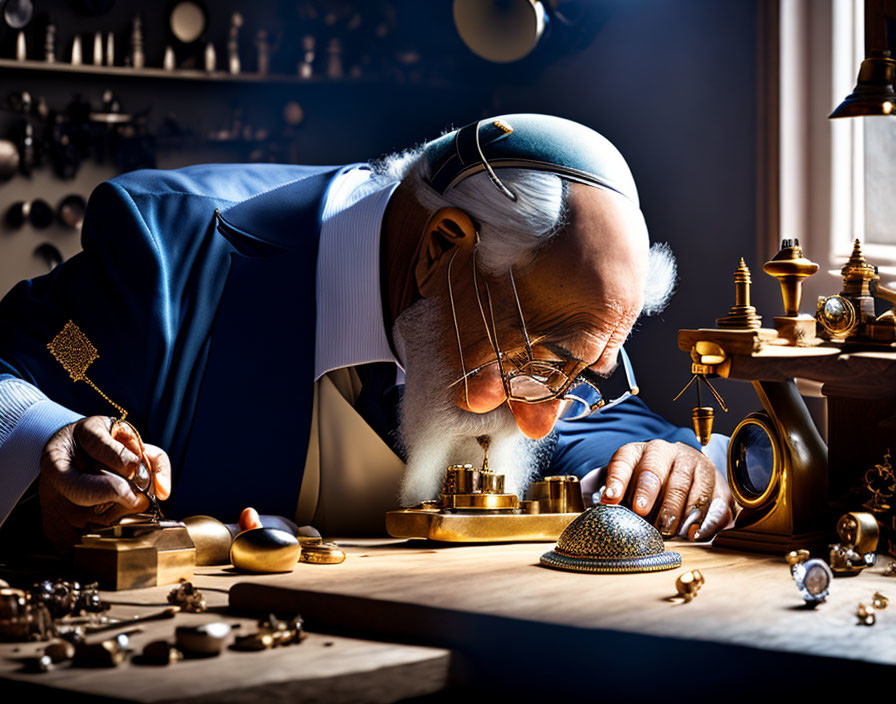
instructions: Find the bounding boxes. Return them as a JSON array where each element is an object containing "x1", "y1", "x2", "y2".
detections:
[{"x1": 385, "y1": 509, "x2": 579, "y2": 543}]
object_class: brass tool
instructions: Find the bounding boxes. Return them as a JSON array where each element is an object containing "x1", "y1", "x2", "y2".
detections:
[
  {"x1": 763, "y1": 238, "x2": 819, "y2": 345},
  {"x1": 48, "y1": 321, "x2": 164, "y2": 522},
  {"x1": 672, "y1": 342, "x2": 729, "y2": 446},
  {"x1": 386, "y1": 438, "x2": 584, "y2": 542}
]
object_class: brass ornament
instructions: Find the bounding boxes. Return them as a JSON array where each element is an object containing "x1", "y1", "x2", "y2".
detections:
[
  {"x1": 299, "y1": 542, "x2": 346, "y2": 565},
  {"x1": 872, "y1": 591, "x2": 889, "y2": 610},
  {"x1": 716, "y1": 259, "x2": 763, "y2": 329},
  {"x1": 230, "y1": 527, "x2": 299, "y2": 573},
  {"x1": 828, "y1": 511, "x2": 879, "y2": 575},
  {"x1": 763, "y1": 239, "x2": 819, "y2": 317},
  {"x1": 540, "y1": 504, "x2": 681, "y2": 574},
  {"x1": 675, "y1": 569, "x2": 705, "y2": 602},
  {"x1": 167, "y1": 579, "x2": 207, "y2": 613},
  {"x1": 856, "y1": 602, "x2": 876, "y2": 626}
]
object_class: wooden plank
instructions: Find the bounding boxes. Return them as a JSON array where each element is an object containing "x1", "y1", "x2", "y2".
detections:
[
  {"x1": 227, "y1": 540, "x2": 896, "y2": 681},
  {"x1": 0, "y1": 570, "x2": 451, "y2": 704}
]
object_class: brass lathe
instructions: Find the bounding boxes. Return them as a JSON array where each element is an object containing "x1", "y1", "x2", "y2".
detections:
[{"x1": 386, "y1": 463, "x2": 584, "y2": 542}]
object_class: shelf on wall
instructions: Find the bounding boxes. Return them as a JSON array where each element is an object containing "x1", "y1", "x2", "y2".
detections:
[{"x1": 0, "y1": 58, "x2": 371, "y2": 85}]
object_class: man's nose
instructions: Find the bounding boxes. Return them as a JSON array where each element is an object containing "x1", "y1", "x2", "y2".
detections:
[{"x1": 508, "y1": 399, "x2": 563, "y2": 439}]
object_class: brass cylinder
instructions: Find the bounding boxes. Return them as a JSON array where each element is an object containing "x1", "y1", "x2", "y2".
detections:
[
  {"x1": 691, "y1": 406, "x2": 714, "y2": 446},
  {"x1": 525, "y1": 475, "x2": 585, "y2": 513}
]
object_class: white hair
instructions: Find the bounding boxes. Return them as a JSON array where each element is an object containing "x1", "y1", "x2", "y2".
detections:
[{"x1": 372, "y1": 145, "x2": 677, "y2": 315}]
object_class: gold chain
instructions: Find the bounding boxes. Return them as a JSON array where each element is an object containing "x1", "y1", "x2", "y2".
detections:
[{"x1": 47, "y1": 320, "x2": 128, "y2": 421}]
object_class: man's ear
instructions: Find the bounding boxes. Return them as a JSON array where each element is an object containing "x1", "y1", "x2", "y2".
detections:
[{"x1": 415, "y1": 207, "x2": 477, "y2": 296}]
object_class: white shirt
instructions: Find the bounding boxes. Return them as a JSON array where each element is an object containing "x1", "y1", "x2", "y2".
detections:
[{"x1": 314, "y1": 165, "x2": 403, "y2": 381}]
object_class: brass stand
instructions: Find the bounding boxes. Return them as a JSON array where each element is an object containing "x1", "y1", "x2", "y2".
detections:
[
  {"x1": 386, "y1": 469, "x2": 584, "y2": 543},
  {"x1": 713, "y1": 380, "x2": 830, "y2": 553}
]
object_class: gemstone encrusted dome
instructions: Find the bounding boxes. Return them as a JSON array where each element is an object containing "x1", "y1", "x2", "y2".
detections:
[{"x1": 540, "y1": 503, "x2": 681, "y2": 574}]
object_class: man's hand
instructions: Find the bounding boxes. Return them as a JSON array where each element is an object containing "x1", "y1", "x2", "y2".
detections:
[
  {"x1": 600, "y1": 439, "x2": 734, "y2": 540},
  {"x1": 39, "y1": 416, "x2": 172, "y2": 552}
]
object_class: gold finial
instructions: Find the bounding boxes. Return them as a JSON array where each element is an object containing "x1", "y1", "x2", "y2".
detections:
[
  {"x1": 716, "y1": 259, "x2": 762, "y2": 329},
  {"x1": 763, "y1": 238, "x2": 819, "y2": 317},
  {"x1": 47, "y1": 321, "x2": 128, "y2": 420}
]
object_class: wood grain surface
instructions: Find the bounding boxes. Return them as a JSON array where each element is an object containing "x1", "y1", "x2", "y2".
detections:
[
  {"x1": 0, "y1": 567, "x2": 451, "y2": 704},
  {"x1": 228, "y1": 540, "x2": 896, "y2": 697}
]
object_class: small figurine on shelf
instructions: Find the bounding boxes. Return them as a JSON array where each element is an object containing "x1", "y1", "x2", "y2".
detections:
[
  {"x1": 44, "y1": 21, "x2": 56, "y2": 62},
  {"x1": 256, "y1": 29, "x2": 270, "y2": 76},
  {"x1": 131, "y1": 16, "x2": 145, "y2": 70},
  {"x1": 105, "y1": 31, "x2": 114, "y2": 66},
  {"x1": 327, "y1": 37, "x2": 343, "y2": 79},
  {"x1": 163, "y1": 46, "x2": 175, "y2": 71},
  {"x1": 16, "y1": 31, "x2": 26, "y2": 61},
  {"x1": 93, "y1": 32, "x2": 102, "y2": 65},
  {"x1": 71, "y1": 35, "x2": 82, "y2": 65},
  {"x1": 204, "y1": 42, "x2": 216, "y2": 73},
  {"x1": 228, "y1": 12, "x2": 243, "y2": 75},
  {"x1": 298, "y1": 35, "x2": 315, "y2": 78}
]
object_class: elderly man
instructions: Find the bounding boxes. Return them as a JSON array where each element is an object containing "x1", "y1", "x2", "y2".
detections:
[{"x1": 0, "y1": 114, "x2": 732, "y2": 552}]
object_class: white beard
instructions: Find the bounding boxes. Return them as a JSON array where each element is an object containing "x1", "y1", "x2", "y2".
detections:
[{"x1": 394, "y1": 297, "x2": 539, "y2": 506}]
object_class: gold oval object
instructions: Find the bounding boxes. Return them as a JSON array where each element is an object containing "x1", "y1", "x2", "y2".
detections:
[
  {"x1": 300, "y1": 542, "x2": 346, "y2": 565},
  {"x1": 540, "y1": 504, "x2": 681, "y2": 574},
  {"x1": 230, "y1": 528, "x2": 299, "y2": 573},
  {"x1": 183, "y1": 515, "x2": 233, "y2": 566}
]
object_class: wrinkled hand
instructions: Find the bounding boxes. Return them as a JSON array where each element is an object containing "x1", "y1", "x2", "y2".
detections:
[
  {"x1": 39, "y1": 415, "x2": 171, "y2": 552},
  {"x1": 600, "y1": 439, "x2": 734, "y2": 541}
]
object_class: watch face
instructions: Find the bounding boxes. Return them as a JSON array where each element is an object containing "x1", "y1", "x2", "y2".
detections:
[
  {"x1": 730, "y1": 421, "x2": 775, "y2": 500},
  {"x1": 817, "y1": 295, "x2": 856, "y2": 336}
]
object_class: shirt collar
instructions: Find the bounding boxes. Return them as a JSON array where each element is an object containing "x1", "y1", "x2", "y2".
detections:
[{"x1": 315, "y1": 165, "x2": 402, "y2": 381}]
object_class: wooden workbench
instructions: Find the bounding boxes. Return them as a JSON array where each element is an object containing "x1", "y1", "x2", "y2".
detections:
[{"x1": 4, "y1": 539, "x2": 896, "y2": 702}]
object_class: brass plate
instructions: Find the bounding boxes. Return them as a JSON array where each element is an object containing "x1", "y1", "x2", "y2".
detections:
[{"x1": 385, "y1": 509, "x2": 579, "y2": 543}]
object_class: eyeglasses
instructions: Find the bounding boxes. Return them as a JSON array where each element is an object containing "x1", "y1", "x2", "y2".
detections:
[{"x1": 446, "y1": 250, "x2": 639, "y2": 422}]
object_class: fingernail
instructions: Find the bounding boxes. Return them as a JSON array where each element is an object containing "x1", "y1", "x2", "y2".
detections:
[
  {"x1": 659, "y1": 512, "x2": 676, "y2": 536},
  {"x1": 693, "y1": 531, "x2": 701, "y2": 541},
  {"x1": 687, "y1": 524, "x2": 699, "y2": 541},
  {"x1": 635, "y1": 495, "x2": 647, "y2": 511},
  {"x1": 604, "y1": 482, "x2": 621, "y2": 500},
  {"x1": 679, "y1": 508, "x2": 701, "y2": 537}
]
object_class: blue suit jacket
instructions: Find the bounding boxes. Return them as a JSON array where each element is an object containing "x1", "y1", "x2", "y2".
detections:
[{"x1": 0, "y1": 163, "x2": 699, "y2": 521}]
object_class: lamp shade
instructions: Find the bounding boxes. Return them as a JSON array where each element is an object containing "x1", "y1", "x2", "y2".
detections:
[{"x1": 830, "y1": 50, "x2": 896, "y2": 118}]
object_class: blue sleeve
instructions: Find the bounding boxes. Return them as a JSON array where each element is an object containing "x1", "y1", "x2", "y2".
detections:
[
  {"x1": 0, "y1": 375, "x2": 83, "y2": 525},
  {"x1": 548, "y1": 396, "x2": 702, "y2": 479}
]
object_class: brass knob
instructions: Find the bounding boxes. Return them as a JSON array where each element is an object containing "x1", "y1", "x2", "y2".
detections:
[{"x1": 763, "y1": 238, "x2": 818, "y2": 317}]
